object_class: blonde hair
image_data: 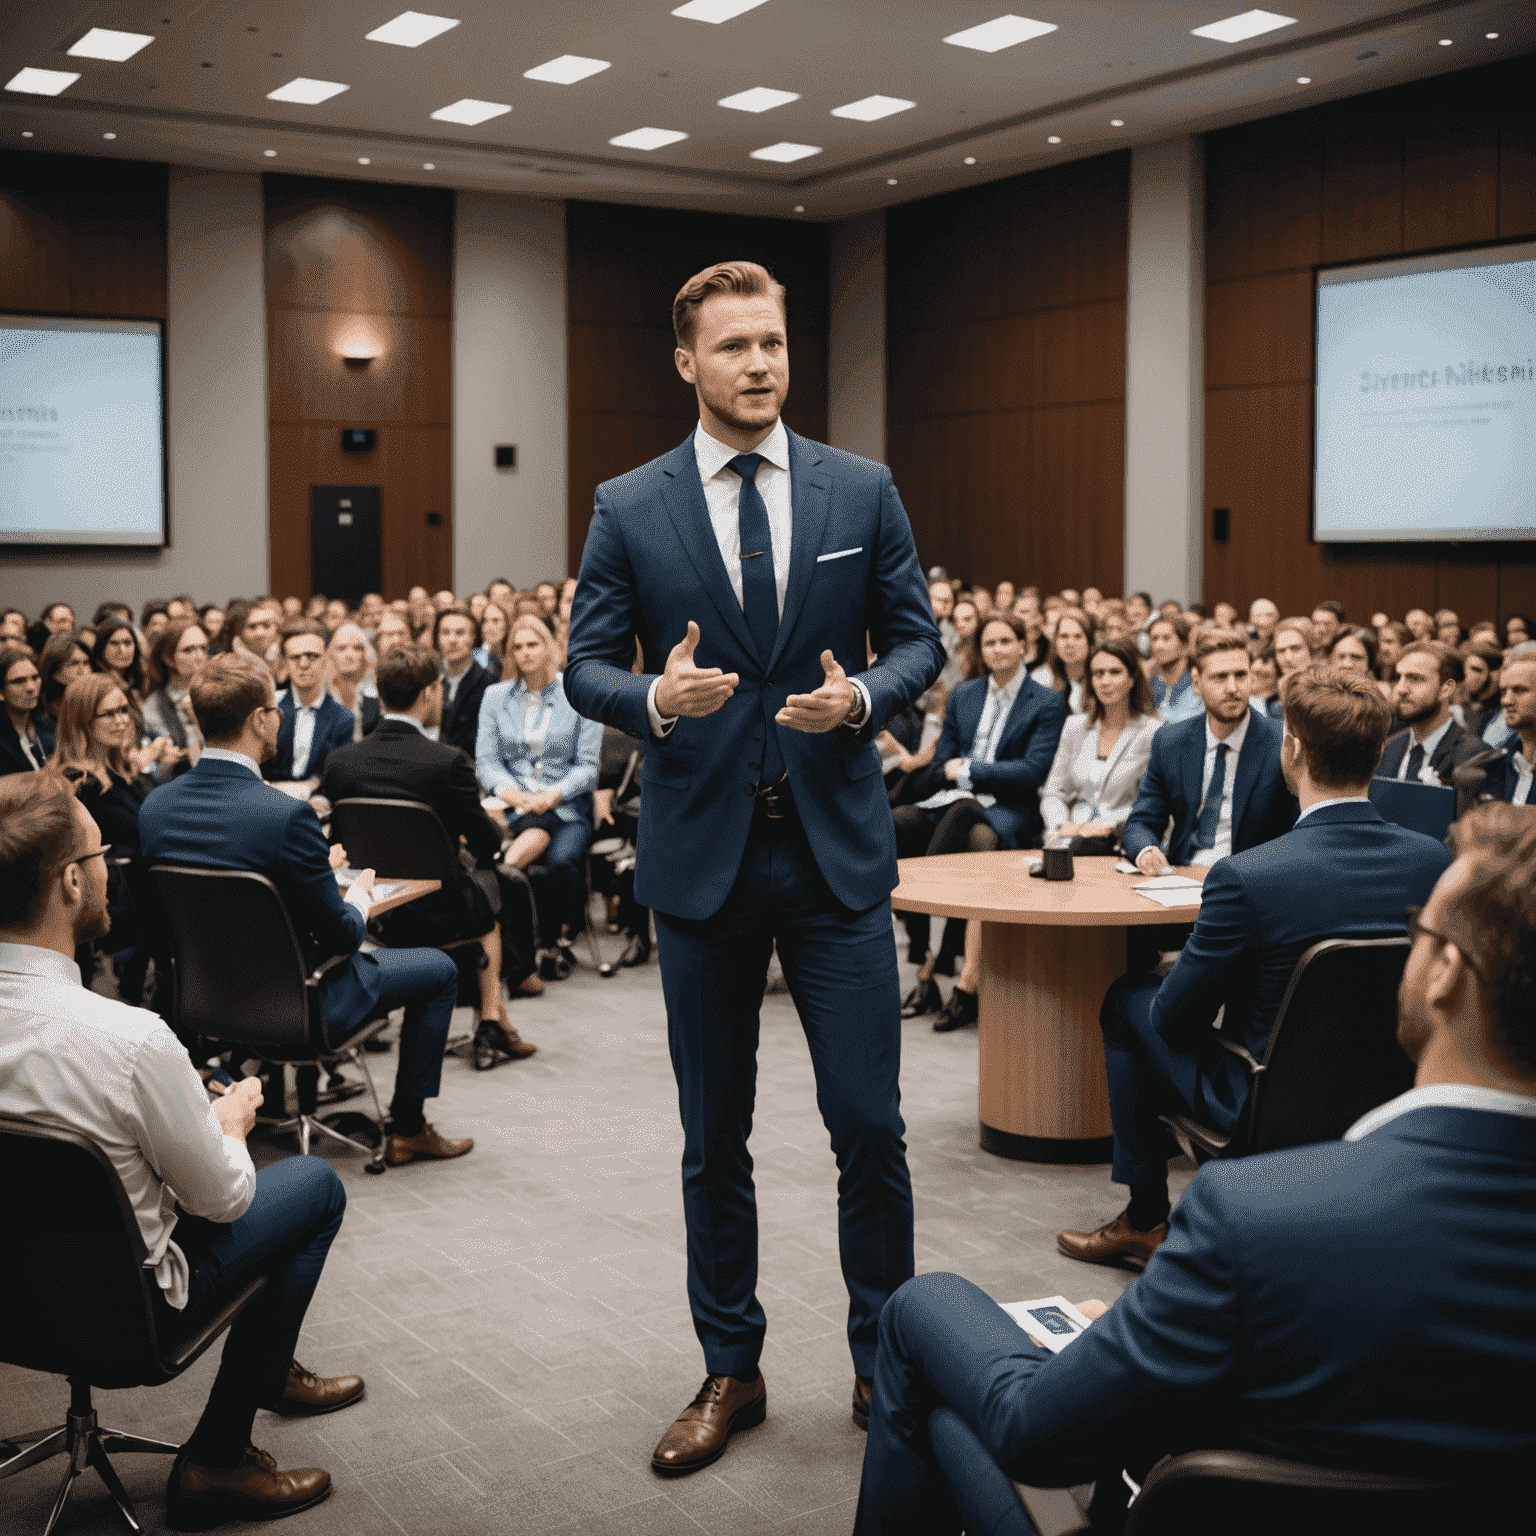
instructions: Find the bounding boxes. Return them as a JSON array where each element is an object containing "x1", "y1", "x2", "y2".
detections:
[
  {"x1": 507, "y1": 614, "x2": 558, "y2": 685},
  {"x1": 672, "y1": 260, "x2": 787, "y2": 350},
  {"x1": 48, "y1": 673, "x2": 131, "y2": 790}
]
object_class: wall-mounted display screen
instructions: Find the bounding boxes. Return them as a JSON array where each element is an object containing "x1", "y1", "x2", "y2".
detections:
[
  {"x1": 0, "y1": 313, "x2": 166, "y2": 547},
  {"x1": 1313, "y1": 239, "x2": 1536, "y2": 543}
]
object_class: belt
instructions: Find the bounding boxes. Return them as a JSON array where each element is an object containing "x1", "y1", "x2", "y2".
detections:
[{"x1": 750, "y1": 774, "x2": 799, "y2": 833}]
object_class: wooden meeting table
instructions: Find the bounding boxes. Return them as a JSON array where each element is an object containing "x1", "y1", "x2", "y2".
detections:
[
  {"x1": 332, "y1": 874, "x2": 441, "y2": 916},
  {"x1": 891, "y1": 853, "x2": 1206, "y2": 1163}
]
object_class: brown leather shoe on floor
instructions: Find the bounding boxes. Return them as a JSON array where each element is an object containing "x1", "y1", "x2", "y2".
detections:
[
  {"x1": 385, "y1": 1121, "x2": 474, "y2": 1166},
  {"x1": 166, "y1": 1445, "x2": 330, "y2": 1529},
  {"x1": 514, "y1": 973, "x2": 544, "y2": 997},
  {"x1": 1056, "y1": 1210, "x2": 1168, "y2": 1268},
  {"x1": 488, "y1": 1020, "x2": 537, "y2": 1057},
  {"x1": 852, "y1": 1374, "x2": 872, "y2": 1432},
  {"x1": 265, "y1": 1359, "x2": 365, "y2": 1416},
  {"x1": 651, "y1": 1371, "x2": 767, "y2": 1476}
]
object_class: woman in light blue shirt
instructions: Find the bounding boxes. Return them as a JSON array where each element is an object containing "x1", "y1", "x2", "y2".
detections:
[
  {"x1": 1147, "y1": 614, "x2": 1203, "y2": 723},
  {"x1": 477, "y1": 614, "x2": 601, "y2": 974}
]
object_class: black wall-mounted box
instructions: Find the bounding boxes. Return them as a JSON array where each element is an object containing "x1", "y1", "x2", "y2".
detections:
[
  {"x1": 495, "y1": 444, "x2": 516, "y2": 468},
  {"x1": 341, "y1": 429, "x2": 376, "y2": 453}
]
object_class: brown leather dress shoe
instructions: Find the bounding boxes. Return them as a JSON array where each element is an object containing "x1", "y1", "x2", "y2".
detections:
[
  {"x1": 385, "y1": 1121, "x2": 474, "y2": 1166},
  {"x1": 488, "y1": 1019, "x2": 537, "y2": 1057},
  {"x1": 1056, "y1": 1210, "x2": 1169, "y2": 1268},
  {"x1": 166, "y1": 1445, "x2": 330, "y2": 1529},
  {"x1": 650, "y1": 1371, "x2": 767, "y2": 1476},
  {"x1": 852, "y1": 1374, "x2": 872, "y2": 1432},
  {"x1": 514, "y1": 973, "x2": 544, "y2": 997},
  {"x1": 265, "y1": 1359, "x2": 365, "y2": 1415}
]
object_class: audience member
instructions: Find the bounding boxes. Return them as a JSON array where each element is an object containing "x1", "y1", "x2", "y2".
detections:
[
  {"x1": 1376, "y1": 618, "x2": 1408, "y2": 683},
  {"x1": 200, "y1": 603, "x2": 227, "y2": 650},
  {"x1": 138, "y1": 653, "x2": 473, "y2": 1168},
  {"x1": 320, "y1": 643, "x2": 540, "y2": 1069},
  {"x1": 141, "y1": 599, "x2": 171, "y2": 648},
  {"x1": 27, "y1": 600, "x2": 77, "y2": 654},
  {"x1": 937, "y1": 597, "x2": 980, "y2": 695},
  {"x1": 1455, "y1": 642, "x2": 1504, "y2": 741},
  {"x1": 1031, "y1": 607, "x2": 1090, "y2": 714},
  {"x1": 1434, "y1": 606, "x2": 1462, "y2": 648},
  {"x1": 855, "y1": 799, "x2": 1533, "y2": 1535},
  {"x1": 0, "y1": 608, "x2": 28, "y2": 644},
  {"x1": 0, "y1": 771, "x2": 363, "y2": 1526},
  {"x1": 37, "y1": 630, "x2": 92, "y2": 722},
  {"x1": 1039, "y1": 637, "x2": 1160, "y2": 856},
  {"x1": 1381, "y1": 641, "x2": 1483, "y2": 788},
  {"x1": 1144, "y1": 614, "x2": 1199, "y2": 723},
  {"x1": 1309, "y1": 598, "x2": 1344, "y2": 648},
  {"x1": 1505, "y1": 613, "x2": 1531, "y2": 648},
  {"x1": 1327, "y1": 623, "x2": 1377, "y2": 679},
  {"x1": 262, "y1": 621, "x2": 353, "y2": 795},
  {"x1": 475, "y1": 598, "x2": 509, "y2": 678},
  {"x1": 1488, "y1": 655, "x2": 1536, "y2": 805},
  {"x1": 1246, "y1": 597, "x2": 1278, "y2": 644},
  {"x1": 592, "y1": 724, "x2": 651, "y2": 967},
  {"x1": 1405, "y1": 606, "x2": 1434, "y2": 641},
  {"x1": 1247, "y1": 643, "x2": 1282, "y2": 718},
  {"x1": 1272, "y1": 614, "x2": 1315, "y2": 679},
  {"x1": 929, "y1": 579, "x2": 956, "y2": 661},
  {"x1": 356, "y1": 591, "x2": 385, "y2": 635},
  {"x1": 324, "y1": 620, "x2": 381, "y2": 741},
  {"x1": 373, "y1": 609, "x2": 412, "y2": 658},
  {"x1": 0, "y1": 647, "x2": 54, "y2": 775},
  {"x1": 1063, "y1": 665, "x2": 1449, "y2": 1267},
  {"x1": 142, "y1": 618, "x2": 211, "y2": 783},
  {"x1": 231, "y1": 599, "x2": 281, "y2": 670},
  {"x1": 433, "y1": 608, "x2": 495, "y2": 759},
  {"x1": 993, "y1": 580, "x2": 1015, "y2": 614}
]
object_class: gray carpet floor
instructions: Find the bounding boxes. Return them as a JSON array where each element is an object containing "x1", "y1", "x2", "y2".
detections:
[{"x1": 1, "y1": 927, "x2": 1191, "y2": 1536}]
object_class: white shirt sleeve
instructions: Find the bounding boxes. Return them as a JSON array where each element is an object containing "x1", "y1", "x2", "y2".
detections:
[
  {"x1": 646, "y1": 676, "x2": 678, "y2": 740},
  {"x1": 130, "y1": 1028, "x2": 256, "y2": 1224}
]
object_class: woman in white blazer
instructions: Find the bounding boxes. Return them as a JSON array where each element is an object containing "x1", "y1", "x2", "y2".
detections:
[{"x1": 1039, "y1": 636, "x2": 1162, "y2": 855}]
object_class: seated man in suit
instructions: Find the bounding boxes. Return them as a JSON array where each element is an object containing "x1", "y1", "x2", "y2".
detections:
[
  {"x1": 261, "y1": 621, "x2": 354, "y2": 801},
  {"x1": 433, "y1": 608, "x2": 495, "y2": 759},
  {"x1": 1380, "y1": 640, "x2": 1483, "y2": 787},
  {"x1": 0, "y1": 772, "x2": 363, "y2": 1526},
  {"x1": 1060, "y1": 666, "x2": 1451, "y2": 1267},
  {"x1": 1486, "y1": 654, "x2": 1536, "y2": 806},
  {"x1": 855, "y1": 798, "x2": 1535, "y2": 1536},
  {"x1": 139, "y1": 653, "x2": 474, "y2": 1169},
  {"x1": 319, "y1": 642, "x2": 540, "y2": 1070}
]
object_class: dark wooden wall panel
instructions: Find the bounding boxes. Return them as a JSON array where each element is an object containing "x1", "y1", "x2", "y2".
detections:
[
  {"x1": 565, "y1": 201, "x2": 829, "y2": 573},
  {"x1": 265, "y1": 175, "x2": 453, "y2": 598},
  {"x1": 886, "y1": 152, "x2": 1129, "y2": 594},
  {"x1": 1203, "y1": 53, "x2": 1536, "y2": 623}
]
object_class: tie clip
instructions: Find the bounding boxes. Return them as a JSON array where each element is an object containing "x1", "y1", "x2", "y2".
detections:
[{"x1": 742, "y1": 551, "x2": 765, "y2": 559}]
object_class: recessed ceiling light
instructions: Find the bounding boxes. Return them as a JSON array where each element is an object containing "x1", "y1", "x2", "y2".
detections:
[
  {"x1": 22, "y1": 130, "x2": 34, "y2": 137},
  {"x1": 263, "y1": 148, "x2": 277, "y2": 157},
  {"x1": 1191, "y1": 10, "x2": 1297, "y2": 44},
  {"x1": 886, "y1": 177, "x2": 898, "y2": 185},
  {"x1": 1295, "y1": 75, "x2": 1310, "y2": 84},
  {"x1": 423, "y1": 161, "x2": 435, "y2": 169},
  {"x1": 672, "y1": 0, "x2": 769, "y2": 21},
  {"x1": 357, "y1": 156, "x2": 370, "y2": 164},
  {"x1": 1486, "y1": 32, "x2": 1499, "y2": 39},
  {"x1": 943, "y1": 15, "x2": 1059, "y2": 53},
  {"x1": 1110, "y1": 118, "x2": 1124, "y2": 126},
  {"x1": 524, "y1": 55, "x2": 610, "y2": 84},
  {"x1": 964, "y1": 155, "x2": 976, "y2": 164},
  {"x1": 103, "y1": 132, "x2": 117, "y2": 140},
  {"x1": 832, "y1": 95, "x2": 916, "y2": 122},
  {"x1": 750, "y1": 141, "x2": 821, "y2": 162},
  {"x1": 719, "y1": 87, "x2": 799, "y2": 113},
  {"x1": 68, "y1": 27, "x2": 155, "y2": 62},
  {"x1": 365, "y1": 12, "x2": 460, "y2": 48},
  {"x1": 1047, "y1": 134, "x2": 1061, "y2": 144},
  {"x1": 267, "y1": 77, "x2": 350, "y2": 105},
  {"x1": 5, "y1": 68, "x2": 81, "y2": 96},
  {"x1": 609, "y1": 126, "x2": 688, "y2": 150},
  {"x1": 1438, "y1": 38, "x2": 1453, "y2": 46},
  {"x1": 430, "y1": 97, "x2": 511, "y2": 125},
  {"x1": 794, "y1": 203, "x2": 805, "y2": 211}
]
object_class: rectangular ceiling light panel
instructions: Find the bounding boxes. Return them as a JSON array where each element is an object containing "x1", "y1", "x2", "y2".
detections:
[
  {"x1": 430, "y1": 98, "x2": 512, "y2": 124},
  {"x1": 609, "y1": 126, "x2": 689, "y2": 150},
  {"x1": 6, "y1": 68, "x2": 81, "y2": 95},
  {"x1": 719, "y1": 86, "x2": 799, "y2": 112},
  {"x1": 943, "y1": 15, "x2": 1059, "y2": 53},
  {"x1": 750, "y1": 141, "x2": 821, "y2": 162},
  {"x1": 68, "y1": 28, "x2": 156, "y2": 61},
  {"x1": 365, "y1": 12, "x2": 461, "y2": 47},
  {"x1": 831, "y1": 94, "x2": 915, "y2": 122},
  {"x1": 1190, "y1": 9, "x2": 1297, "y2": 44},
  {"x1": 524, "y1": 55, "x2": 611, "y2": 84},
  {"x1": 672, "y1": 0, "x2": 770, "y2": 21},
  {"x1": 267, "y1": 77, "x2": 350, "y2": 104}
]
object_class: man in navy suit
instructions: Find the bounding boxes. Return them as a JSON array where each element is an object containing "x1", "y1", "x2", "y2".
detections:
[
  {"x1": 564, "y1": 260, "x2": 944, "y2": 1474},
  {"x1": 1060, "y1": 666, "x2": 1451, "y2": 1268},
  {"x1": 1485, "y1": 654, "x2": 1536, "y2": 805},
  {"x1": 139, "y1": 653, "x2": 475, "y2": 1169},
  {"x1": 262, "y1": 621, "x2": 355, "y2": 796},
  {"x1": 855, "y1": 799, "x2": 1535, "y2": 1536}
]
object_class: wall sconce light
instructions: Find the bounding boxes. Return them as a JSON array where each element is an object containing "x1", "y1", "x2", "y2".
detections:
[{"x1": 342, "y1": 350, "x2": 374, "y2": 369}]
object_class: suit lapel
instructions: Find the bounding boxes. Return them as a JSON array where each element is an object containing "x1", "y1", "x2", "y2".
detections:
[
  {"x1": 276, "y1": 695, "x2": 297, "y2": 775},
  {"x1": 658, "y1": 437, "x2": 758, "y2": 661},
  {"x1": 1183, "y1": 719, "x2": 1205, "y2": 822},
  {"x1": 1228, "y1": 716, "x2": 1265, "y2": 838},
  {"x1": 1430, "y1": 721, "x2": 1463, "y2": 781},
  {"x1": 767, "y1": 431, "x2": 831, "y2": 676}
]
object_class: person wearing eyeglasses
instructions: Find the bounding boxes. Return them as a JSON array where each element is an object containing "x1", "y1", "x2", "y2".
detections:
[
  {"x1": 143, "y1": 617, "x2": 213, "y2": 783},
  {"x1": 262, "y1": 621, "x2": 355, "y2": 803},
  {"x1": 0, "y1": 646, "x2": 55, "y2": 776}
]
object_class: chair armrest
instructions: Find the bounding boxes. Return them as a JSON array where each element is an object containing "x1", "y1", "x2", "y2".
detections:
[
  {"x1": 162, "y1": 1275, "x2": 269, "y2": 1372},
  {"x1": 309, "y1": 954, "x2": 353, "y2": 984},
  {"x1": 1012, "y1": 1482, "x2": 1091, "y2": 1536},
  {"x1": 1217, "y1": 1037, "x2": 1263, "y2": 1073}
]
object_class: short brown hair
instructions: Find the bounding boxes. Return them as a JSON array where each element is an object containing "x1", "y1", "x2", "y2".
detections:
[
  {"x1": 190, "y1": 652, "x2": 272, "y2": 741},
  {"x1": 1445, "y1": 803, "x2": 1536, "y2": 1075},
  {"x1": 279, "y1": 618, "x2": 328, "y2": 657},
  {"x1": 0, "y1": 771, "x2": 79, "y2": 928},
  {"x1": 1396, "y1": 639, "x2": 1464, "y2": 688},
  {"x1": 376, "y1": 642, "x2": 442, "y2": 711},
  {"x1": 672, "y1": 261, "x2": 787, "y2": 350},
  {"x1": 1274, "y1": 616, "x2": 1316, "y2": 649},
  {"x1": 432, "y1": 606, "x2": 480, "y2": 650},
  {"x1": 1282, "y1": 663, "x2": 1394, "y2": 789},
  {"x1": 1191, "y1": 628, "x2": 1250, "y2": 672}
]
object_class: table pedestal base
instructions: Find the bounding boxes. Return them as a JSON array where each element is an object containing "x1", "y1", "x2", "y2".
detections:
[{"x1": 978, "y1": 921, "x2": 1121, "y2": 1163}]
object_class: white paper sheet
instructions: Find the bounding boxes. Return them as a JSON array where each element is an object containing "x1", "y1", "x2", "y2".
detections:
[{"x1": 1000, "y1": 1295, "x2": 1095, "y2": 1353}]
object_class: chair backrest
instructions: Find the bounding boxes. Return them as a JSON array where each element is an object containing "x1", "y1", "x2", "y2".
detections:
[
  {"x1": 0, "y1": 1113, "x2": 167, "y2": 1388},
  {"x1": 1244, "y1": 936, "x2": 1413, "y2": 1155},
  {"x1": 1124, "y1": 1448, "x2": 1468, "y2": 1536},
  {"x1": 1367, "y1": 775, "x2": 1455, "y2": 841},
  {"x1": 150, "y1": 864, "x2": 320, "y2": 1058},
  {"x1": 329, "y1": 797, "x2": 459, "y2": 883}
]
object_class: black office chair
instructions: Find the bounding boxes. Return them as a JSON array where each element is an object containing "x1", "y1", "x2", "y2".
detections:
[
  {"x1": 1164, "y1": 936, "x2": 1413, "y2": 1163},
  {"x1": 0, "y1": 1115, "x2": 268, "y2": 1535},
  {"x1": 151, "y1": 865, "x2": 391, "y2": 1172}
]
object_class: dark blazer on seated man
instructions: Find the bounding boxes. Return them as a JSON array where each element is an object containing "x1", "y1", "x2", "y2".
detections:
[
  {"x1": 1378, "y1": 715, "x2": 1482, "y2": 786},
  {"x1": 262, "y1": 685, "x2": 355, "y2": 785},
  {"x1": 1120, "y1": 708, "x2": 1295, "y2": 868},
  {"x1": 438, "y1": 659, "x2": 494, "y2": 760}
]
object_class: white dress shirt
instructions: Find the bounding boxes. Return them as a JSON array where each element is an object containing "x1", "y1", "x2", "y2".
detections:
[
  {"x1": 381, "y1": 711, "x2": 426, "y2": 734},
  {"x1": 1345, "y1": 1082, "x2": 1536, "y2": 1141},
  {"x1": 1294, "y1": 793, "x2": 1370, "y2": 823},
  {"x1": 1190, "y1": 710, "x2": 1250, "y2": 868},
  {"x1": 443, "y1": 662, "x2": 471, "y2": 706},
  {"x1": 199, "y1": 746, "x2": 262, "y2": 776},
  {"x1": 284, "y1": 686, "x2": 323, "y2": 779},
  {"x1": 0, "y1": 942, "x2": 255, "y2": 1309},
  {"x1": 646, "y1": 417, "x2": 870, "y2": 738},
  {"x1": 1397, "y1": 715, "x2": 1452, "y2": 784},
  {"x1": 1512, "y1": 746, "x2": 1535, "y2": 806},
  {"x1": 919, "y1": 667, "x2": 1026, "y2": 812}
]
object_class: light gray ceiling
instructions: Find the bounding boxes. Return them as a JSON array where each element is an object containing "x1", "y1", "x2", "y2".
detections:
[{"x1": 2, "y1": 0, "x2": 1532, "y2": 218}]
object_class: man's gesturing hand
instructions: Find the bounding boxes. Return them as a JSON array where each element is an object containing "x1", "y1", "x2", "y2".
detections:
[
  {"x1": 777, "y1": 650, "x2": 857, "y2": 735},
  {"x1": 655, "y1": 622, "x2": 739, "y2": 719}
]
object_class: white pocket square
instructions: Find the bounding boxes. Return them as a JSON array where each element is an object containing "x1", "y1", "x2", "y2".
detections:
[{"x1": 816, "y1": 547, "x2": 863, "y2": 563}]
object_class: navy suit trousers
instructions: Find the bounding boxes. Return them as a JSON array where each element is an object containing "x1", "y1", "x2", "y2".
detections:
[
  {"x1": 322, "y1": 946, "x2": 460, "y2": 1101},
  {"x1": 654, "y1": 817, "x2": 914, "y2": 1378}
]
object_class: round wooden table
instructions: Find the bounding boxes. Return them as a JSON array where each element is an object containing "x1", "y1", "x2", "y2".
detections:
[{"x1": 892, "y1": 853, "x2": 1206, "y2": 1163}]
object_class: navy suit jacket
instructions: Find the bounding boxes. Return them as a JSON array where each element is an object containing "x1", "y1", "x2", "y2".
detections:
[
  {"x1": 1484, "y1": 734, "x2": 1534, "y2": 805},
  {"x1": 1121, "y1": 710, "x2": 1296, "y2": 868},
  {"x1": 932, "y1": 675, "x2": 1067, "y2": 849},
  {"x1": 262, "y1": 689, "x2": 355, "y2": 784},
  {"x1": 439, "y1": 661, "x2": 494, "y2": 760},
  {"x1": 990, "y1": 1104, "x2": 1536, "y2": 1488},
  {"x1": 564, "y1": 429, "x2": 945, "y2": 920},
  {"x1": 1151, "y1": 800, "x2": 1450, "y2": 1129}
]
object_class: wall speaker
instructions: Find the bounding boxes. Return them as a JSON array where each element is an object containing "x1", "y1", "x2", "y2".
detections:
[
  {"x1": 1212, "y1": 507, "x2": 1230, "y2": 543},
  {"x1": 341, "y1": 428, "x2": 376, "y2": 453},
  {"x1": 495, "y1": 444, "x2": 517, "y2": 468}
]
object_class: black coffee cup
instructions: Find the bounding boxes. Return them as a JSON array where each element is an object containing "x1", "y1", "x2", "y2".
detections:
[{"x1": 1042, "y1": 844, "x2": 1075, "y2": 881}]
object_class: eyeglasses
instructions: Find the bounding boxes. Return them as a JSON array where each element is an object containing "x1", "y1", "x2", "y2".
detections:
[
  {"x1": 66, "y1": 844, "x2": 112, "y2": 868},
  {"x1": 1405, "y1": 905, "x2": 1485, "y2": 981},
  {"x1": 288, "y1": 651, "x2": 325, "y2": 663},
  {"x1": 95, "y1": 704, "x2": 134, "y2": 721}
]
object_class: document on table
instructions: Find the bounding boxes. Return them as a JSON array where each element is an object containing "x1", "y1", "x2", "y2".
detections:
[
  {"x1": 1000, "y1": 1296, "x2": 1095, "y2": 1353},
  {"x1": 1133, "y1": 875, "x2": 1204, "y2": 908}
]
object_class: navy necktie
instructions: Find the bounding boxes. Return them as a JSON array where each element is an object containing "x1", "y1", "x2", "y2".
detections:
[
  {"x1": 728, "y1": 452, "x2": 784, "y2": 785},
  {"x1": 1195, "y1": 742, "x2": 1229, "y2": 850},
  {"x1": 1404, "y1": 742, "x2": 1425, "y2": 782}
]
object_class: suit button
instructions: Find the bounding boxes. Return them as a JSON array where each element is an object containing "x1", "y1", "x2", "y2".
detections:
[
  {"x1": 749, "y1": 762, "x2": 760, "y2": 772},
  {"x1": 744, "y1": 783, "x2": 755, "y2": 795},
  {"x1": 753, "y1": 734, "x2": 762, "y2": 742}
]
